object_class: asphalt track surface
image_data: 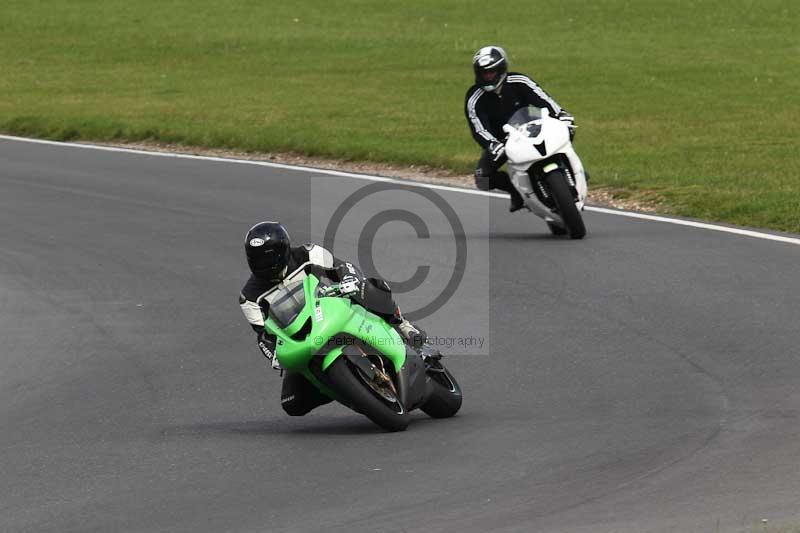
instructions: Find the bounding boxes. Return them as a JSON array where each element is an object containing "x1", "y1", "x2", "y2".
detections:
[{"x1": 2, "y1": 138, "x2": 800, "y2": 533}]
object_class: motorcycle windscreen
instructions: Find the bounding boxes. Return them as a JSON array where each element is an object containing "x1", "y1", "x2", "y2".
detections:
[
  {"x1": 507, "y1": 106, "x2": 544, "y2": 137},
  {"x1": 265, "y1": 273, "x2": 307, "y2": 329}
]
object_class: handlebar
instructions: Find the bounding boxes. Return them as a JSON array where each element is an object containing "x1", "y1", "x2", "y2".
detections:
[{"x1": 318, "y1": 277, "x2": 359, "y2": 298}]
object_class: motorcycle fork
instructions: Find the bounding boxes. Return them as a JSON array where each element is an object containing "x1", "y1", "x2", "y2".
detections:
[
  {"x1": 527, "y1": 155, "x2": 578, "y2": 206},
  {"x1": 348, "y1": 346, "x2": 399, "y2": 399}
]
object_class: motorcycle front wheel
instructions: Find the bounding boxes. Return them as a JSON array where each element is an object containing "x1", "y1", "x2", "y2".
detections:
[
  {"x1": 326, "y1": 356, "x2": 410, "y2": 432},
  {"x1": 545, "y1": 170, "x2": 586, "y2": 239}
]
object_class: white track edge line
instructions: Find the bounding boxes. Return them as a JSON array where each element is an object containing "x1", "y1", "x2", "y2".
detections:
[
  {"x1": 0, "y1": 134, "x2": 504, "y2": 198},
  {"x1": 3, "y1": 134, "x2": 799, "y2": 246}
]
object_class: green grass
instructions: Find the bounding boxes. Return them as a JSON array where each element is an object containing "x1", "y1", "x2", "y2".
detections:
[{"x1": 2, "y1": 0, "x2": 799, "y2": 231}]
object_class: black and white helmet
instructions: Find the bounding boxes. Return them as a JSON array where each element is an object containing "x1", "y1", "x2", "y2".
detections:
[{"x1": 472, "y1": 45, "x2": 508, "y2": 91}]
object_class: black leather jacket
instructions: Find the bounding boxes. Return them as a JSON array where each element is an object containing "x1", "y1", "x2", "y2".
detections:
[
  {"x1": 464, "y1": 71, "x2": 566, "y2": 150},
  {"x1": 239, "y1": 244, "x2": 398, "y2": 333}
]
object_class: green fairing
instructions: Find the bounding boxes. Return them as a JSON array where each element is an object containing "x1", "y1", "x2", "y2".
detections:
[{"x1": 264, "y1": 274, "x2": 407, "y2": 398}]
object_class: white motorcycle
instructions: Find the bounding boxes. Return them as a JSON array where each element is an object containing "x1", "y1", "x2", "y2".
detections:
[{"x1": 502, "y1": 106, "x2": 588, "y2": 239}]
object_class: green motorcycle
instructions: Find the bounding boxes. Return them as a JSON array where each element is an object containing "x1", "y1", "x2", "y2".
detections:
[{"x1": 261, "y1": 266, "x2": 462, "y2": 432}]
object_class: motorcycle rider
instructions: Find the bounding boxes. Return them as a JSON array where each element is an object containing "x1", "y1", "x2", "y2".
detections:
[
  {"x1": 465, "y1": 45, "x2": 576, "y2": 212},
  {"x1": 239, "y1": 221, "x2": 439, "y2": 416}
]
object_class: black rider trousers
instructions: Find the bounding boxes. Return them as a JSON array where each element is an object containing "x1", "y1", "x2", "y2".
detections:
[
  {"x1": 281, "y1": 371, "x2": 333, "y2": 416},
  {"x1": 474, "y1": 150, "x2": 523, "y2": 203}
]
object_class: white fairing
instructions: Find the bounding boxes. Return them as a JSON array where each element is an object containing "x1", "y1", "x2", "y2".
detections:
[{"x1": 502, "y1": 108, "x2": 588, "y2": 226}]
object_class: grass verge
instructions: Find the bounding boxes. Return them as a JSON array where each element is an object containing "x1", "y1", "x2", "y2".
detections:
[{"x1": 1, "y1": 0, "x2": 798, "y2": 231}]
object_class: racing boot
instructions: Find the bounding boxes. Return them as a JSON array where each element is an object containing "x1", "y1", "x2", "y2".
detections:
[
  {"x1": 398, "y1": 319, "x2": 442, "y2": 362},
  {"x1": 493, "y1": 171, "x2": 525, "y2": 212},
  {"x1": 508, "y1": 188, "x2": 525, "y2": 212},
  {"x1": 392, "y1": 310, "x2": 442, "y2": 362}
]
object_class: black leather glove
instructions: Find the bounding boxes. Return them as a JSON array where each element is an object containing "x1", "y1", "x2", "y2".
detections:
[
  {"x1": 333, "y1": 262, "x2": 364, "y2": 298},
  {"x1": 339, "y1": 275, "x2": 361, "y2": 296},
  {"x1": 488, "y1": 141, "x2": 506, "y2": 163},
  {"x1": 257, "y1": 330, "x2": 280, "y2": 370}
]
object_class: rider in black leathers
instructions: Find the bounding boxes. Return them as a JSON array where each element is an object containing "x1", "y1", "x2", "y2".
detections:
[
  {"x1": 239, "y1": 221, "x2": 436, "y2": 416},
  {"x1": 465, "y1": 45, "x2": 576, "y2": 212}
]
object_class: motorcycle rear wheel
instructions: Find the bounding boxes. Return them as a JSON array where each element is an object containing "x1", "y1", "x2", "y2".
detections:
[
  {"x1": 545, "y1": 170, "x2": 586, "y2": 239},
  {"x1": 420, "y1": 362, "x2": 463, "y2": 419},
  {"x1": 326, "y1": 357, "x2": 411, "y2": 432}
]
